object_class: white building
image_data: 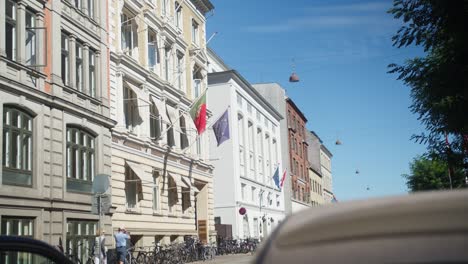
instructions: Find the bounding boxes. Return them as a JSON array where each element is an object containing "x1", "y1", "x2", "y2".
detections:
[
  {"x1": 208, "y1": 49, "x2": 285, "y2": 240},
  {"x1": 321, "y1": 145, "x2": 333, "y2": 203}
]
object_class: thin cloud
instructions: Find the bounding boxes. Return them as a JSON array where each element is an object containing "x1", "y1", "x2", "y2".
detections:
[
  {"x1": 244, "y1": 1, "x2": 392, "y2": 33},
  {"x1": 306, "y1": 2, "x2": 390, "y2": 13},
  {"x1": 245, "y1": 15, "x2": 389, "y2": 33}
]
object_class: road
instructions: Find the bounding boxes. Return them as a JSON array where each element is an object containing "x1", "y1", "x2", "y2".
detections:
[{"x1": 193, "y1": 253, "x2": 254, "y2": 264}]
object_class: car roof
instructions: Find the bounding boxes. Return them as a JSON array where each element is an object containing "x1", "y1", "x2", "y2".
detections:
[{"x1": 255, "y1": 189, "x2": 468, "y2": 263}]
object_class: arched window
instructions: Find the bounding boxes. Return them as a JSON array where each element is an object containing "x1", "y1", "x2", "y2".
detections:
[
  {"x1": 66, "y1": 126, "x2": 95, "y2": 192},
  {"x1": 150, "y1": 102, "x2": 161, "y2": 140},
  {"x1": 2, "y1": 106, "x2": 33, "y2": 186}
]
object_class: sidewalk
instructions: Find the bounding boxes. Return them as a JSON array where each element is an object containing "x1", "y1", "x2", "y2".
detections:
[{"x1": 193, "y1": 253, "x2": 253, "y2": 264}]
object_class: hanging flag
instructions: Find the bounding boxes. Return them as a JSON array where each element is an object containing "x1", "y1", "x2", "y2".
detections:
[
  {"x1": 190, "y1": 93, "x2": 207, "y2": 134},
  {"x1": 212, "y1": 109, "x2": 230, "y2": 146},
  {"x1": 272, "y1": 167, "x2": 280, "y2": 189},
  {"x1": 280, "y1": 169, "x2": 287, "y2": 188}
]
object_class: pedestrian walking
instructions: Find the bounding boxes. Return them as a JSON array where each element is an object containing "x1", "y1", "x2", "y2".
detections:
[
  {"x1": 94, "y1": 230, "x2": 107, "y2": 264},
  {"x1": 114, "y1": 226, "x2": 130, "y2": 264}
]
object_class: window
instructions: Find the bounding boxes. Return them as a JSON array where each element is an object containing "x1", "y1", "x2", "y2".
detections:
[
  {"x1": 87, "y1": 0, "x2": 94, "y2": 18},
  {"x1": 251, "y1": 187, "x2": 256, "y2": 203},
  {"x1": 243, "y1": 216, "x2": 249, "y2": 238},
  {"x1": 1, "y1": 217, "x2": 34, "y2": 263},
  {"x1": 162, "y1": 0, "x2": 168, "y2": 16},
  {"x1": 276, "y1": 194, "x2": 280, "y2": 207},
  {"x1": 66, "y1": 127, "x2": 95, "y2": 193},
  {"x1": 253, "y1": 218, "x2": 259, "y2": 238},
  {"x1": 75, "y1": 41, "x2": 83, "y2": 92},
  {"x1": 148, "y1": 29, "x2": 158, "y2": 70},
  {"x1": 241, "y1": 183, "x2": 246, "y2": 200},
  {"x1": 236, "y1": 94, "x2": 242, "y2": 108},
  {"x1": 191, "y1": 19, "x2": 199, "y2": 44},
  {"x1": 6, "y1": 0, "x2": 17, "y2": 61},
  {"x1": 177, "y1": 55, "x2": 184, "y2": 91},
  {"x1": 89, "y1": 49, "x2": 96, "y2": 97},
  {"x1": 2, "y1": 107, "x2": 33, "y2": 187},
  {"x1": 125, "y1": 166, "x2": 142, "y2": 209},
  {"x1": 180, "y1": 115, "x2": 188, "y2": 149},
  {"x1": 66, "y1": 220, "x2": 97, "y2": 264},
  {"x1": 74, "y1": 0, "x2": 82, "y2": 10},
  {"x1": 123, "y1": 86, "x2": 138, "y2": 132},
  {"x1": 25, "y1": 9, "x2": 36, "y2": 65},
  {"x1": 193, "y1": 65, "x2": 202, "y2": 98},
  {"x1": 272, "y1": 139, "x2": 278, "y2": 165},
  {"x1": 168, "y1": 176, "x2": 177, "y2": 213},
  {"x1": 153, "y1": 171, "x2": 160, "y2": 211},
  {"x1": 150, "y1": 102, "x2": 161, "y2": 140},
  {"x1": 175, "y1": 2, "x2": 182, "y2": 29},
  {"x1": 196, "y1": 136, "x2": 202, "y2": 157},
  {"x1": 165, "y1": 47, "x2": 171, "y2": 81},
  {"x1": 61, "y1": 32, "x2": 70, "y2": 85},
  {"x1": 182, "y1": 187, "x2": 190, "y2": 213},
  {"x1": 121, "y1": 12, "x2": 138, "y2": 57}
]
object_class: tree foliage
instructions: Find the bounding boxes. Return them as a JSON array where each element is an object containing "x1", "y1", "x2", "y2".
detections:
[
  {"x1": 403, "y1": 155, "x2": 465, "y2": 192},
  {"x1": 388, "y1": 0, "x2": 468, "y2": 180}
]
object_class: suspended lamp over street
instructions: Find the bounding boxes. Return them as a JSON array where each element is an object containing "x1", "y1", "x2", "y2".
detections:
[{"x1": 289, "y1": 58, "x2": 300, "y2": 82}]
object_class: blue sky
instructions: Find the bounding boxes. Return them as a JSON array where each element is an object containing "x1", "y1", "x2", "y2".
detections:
[{"x1": 206, "y1": 0, "x2": 427, "y2": 201}]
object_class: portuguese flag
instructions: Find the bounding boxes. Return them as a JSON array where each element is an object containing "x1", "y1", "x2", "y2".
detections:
[{"x1": 189, "y1": 93, "x2": 207, "y2": 135}]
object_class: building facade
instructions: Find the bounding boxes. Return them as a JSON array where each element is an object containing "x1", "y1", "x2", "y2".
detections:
[
  {"x1": 1, "y1": 0, "x2": 114, "y2": 261},
  {"x1": 252, "y1": 83, "x2": 293, "y2": 214},
  {"x1": 306, "y1": 131, "x2": 324, "y2": 206},
  {"x1": 321, "y1": 145, "x2": 333, "y2": 203},
  {"x1": 108, "y1": 0, "x2": 216, "y2": 246},
  {"x1": 208, "y1": 53, "x2": 285, "y2": 240},
  {"x1": 285, "y1": 98, "x2": 311, "y2": 212}
]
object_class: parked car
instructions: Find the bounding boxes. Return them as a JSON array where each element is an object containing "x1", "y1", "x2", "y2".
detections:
[{"x1": 254, "y1": 189, "x2": 468, "y2": 263}]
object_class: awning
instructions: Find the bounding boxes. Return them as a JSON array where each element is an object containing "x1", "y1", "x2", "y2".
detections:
[
  {"x1": 167, "y1": 172, "x2": 187, "y2": 188},
  {"x1": 123, "y1": 80, "x2": 141, "y2": 98},
  {"x1": 166, "y1": 104, "x2": 178, "y2": 124},
  {"x1": 125, "y1": 160, "x2": 153, "y2": 183},
  {"x1": 150, "y1": 95, "x2": 169, "y2": 125},
  {"x1": 181, "y1": 176, "x2": 191, "y2": 189}
]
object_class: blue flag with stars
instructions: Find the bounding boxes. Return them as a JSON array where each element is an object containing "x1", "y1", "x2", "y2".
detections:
[
  {"x1": 272, "y1": 166, "x2": 280, "y2": 189},
  {"x1": 212, "y1": 109, "x2": 230, "y2": 146}
]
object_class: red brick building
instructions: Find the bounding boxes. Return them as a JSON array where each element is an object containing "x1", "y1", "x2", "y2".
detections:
[{"x1": 286, "y1": 98, "x2": 310, "y2": 209}]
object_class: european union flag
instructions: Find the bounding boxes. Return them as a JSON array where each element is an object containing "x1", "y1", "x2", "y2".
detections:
[
  {"x1": 212, "y1": 109, "x2": 230, "y2": 146},
  {"x1": 272, "y1": 167, "x2": 280, "y2": 189}
]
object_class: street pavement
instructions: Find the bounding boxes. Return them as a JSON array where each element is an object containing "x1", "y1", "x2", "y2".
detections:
[{"x1": 193, "y1": 253, "x2": 254, "y2": 264}]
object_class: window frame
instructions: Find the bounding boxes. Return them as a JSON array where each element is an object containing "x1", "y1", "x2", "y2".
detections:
[
  {"x1": 75, "y1": 41, "x2": 84, "y2": 92},
  {"x1": 61, "y1": 32, "x2": 70, "y2": 86},
  {"x1": 2, "y1": 106, "x2": 34, "y2": 187},
  {"x1": 66, "y1": 219, "x2": 97, "y2": 263},
  {"x1": 5, "y1": 0, "x2": 17, "y2": 61},
  {"x1": 66, "y1": 126, "x2": 95, "y2": 193},
  {"x1": 25, "y1": 9, "x2": 37, "y2": 66}
]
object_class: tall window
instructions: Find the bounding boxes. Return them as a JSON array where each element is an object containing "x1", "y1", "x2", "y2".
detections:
[
  {"x1": 87, "y1": 0, "x2": 94, "y2": 19},
  {"x1": 272, "y1": 139, "x2": 277, "y2": 165},
  {"x1": 123, "y1": 86, "x2": 137, "y2": 132},
  {"x1": 238, "y1": 114, "x2": 245, "y2": 177},
  {"x1": 241, "y1": 183, "x2": 246, "y2": 200},
  {"x1": 257, "y1": 128, "x2": 263, "y2": 179},
  {"x1": 161, "y1": 0, "x2": 168, "y2": 16},
  {"x1": 253, "y1": 218, "x2": 259, "y2": 238},
  {"x1": 121, "y1": 12, "x2": 137, "y2": 57},
  {"x1": 1, "y1": 217, "x2": 34, "y2": 263},
  {"x1": 165, "y1": 47, "x2": 170, "y2": 81},
  {"x1": 89, "y1": 49, "x2": 96, "y2": 97},
  {"x1": 66, "y1": 127, "x2": 95, "y2": 193},
  {"x1": 150, "y1": 102, "x2": 161, "y2": 140},
  {"x1": 25, "y1": 9, "x2": 36, "y2": 65},
  {"x1": 6, "y1": 0, "x2": 17, "y2": 61},
  {"x1": 175, "y1": 2, "x2": 182, "y2": 28},
  {"x1": 182, "y1": 187, "x2": 190, "y2": 213},
  {"x1": 2, "y1": 107, "x2": 33, "y2": 187},
  {"x1": 242, "y1": 216, "x2": 249, "y2": 238},
  {"x1": 153, "y1": 171, "x2": 160, "y2": 211},
  {"x1": 180, "y1": 115, "x2": 188, "y2": 149},
  {"x1": 193, "y1": 66, "x2": 202, "y2": 98},
  {"x1": 248, "y1": 122, "x2": 255, "y2": 178},
  {"x1": 177, "y1": 55, "x2": 183, "y2": 91},
  {"x1": 191, "y1": 19, "x2": 199, "y2": 44},
  {"x1": 251, "y1": 187, "x2": 256, "y2": 203},
  {"x1": 75, "y1": 41, "x2": 83, "y2": 92},
  {"x1": 66, "y1": 220, "x2": 96, "y2": 264},
  {"x1": 61, "y1": 32, "x2": 70, "y2": 85},
  {"x1": 196, "y1": 137, "x2": 201, "y2": 157},
  {"x1": 74, "y1": 0, "x2": 82, "y2": 10},
  {"x1": 148, "y1": 29, "x2": 158, "y2": 70},
  {"x1": 168, "y1": 176, "x2": 177, "y2": 213},
  {"x1": 125, "y1": 166, "x2": 140, "y2": 209}
]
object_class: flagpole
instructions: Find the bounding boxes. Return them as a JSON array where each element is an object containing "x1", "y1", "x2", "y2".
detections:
[{"x1": 155, "y1": 88, "x2": 209, "y2": 142}]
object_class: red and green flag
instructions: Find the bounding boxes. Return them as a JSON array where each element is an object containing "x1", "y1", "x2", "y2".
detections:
[{"x1": 190, "y1": 93, "x2": 207, "y2": 135}]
